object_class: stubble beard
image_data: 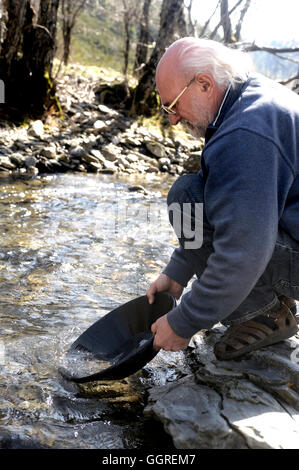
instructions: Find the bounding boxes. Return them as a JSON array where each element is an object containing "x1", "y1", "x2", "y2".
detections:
[
  {"x1": 181, "y1": 101, "x2": 214, "y2": 139},
  {"x1": 181, "y1": 120, "x2": 207, "y2": 139}
]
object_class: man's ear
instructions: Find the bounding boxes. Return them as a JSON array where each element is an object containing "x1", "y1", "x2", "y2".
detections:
[{"x1": 195, "y1": 74, "x2": 214, "y2": 96}]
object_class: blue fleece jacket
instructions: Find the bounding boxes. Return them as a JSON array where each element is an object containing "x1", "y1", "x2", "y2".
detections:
[{"x1": 164, "y1": 73, "x2": 299, "y2": 338}]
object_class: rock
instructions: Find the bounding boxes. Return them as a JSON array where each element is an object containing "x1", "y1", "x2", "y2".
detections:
[
  {"x1": 146, "y1": 166, "x2": 159, "y2": 173},
  {"x1": 10, "y1": 153, "x2": 26, "y2": 167},
  {"x1": 145, "y1": 141, "x2": 166, "y2": 159},
  {"x1": 87, "y1": 161, "x2": 102, "y2": 172},
  {"x1": 47, "y1": 159, "x2": 62, "y2": 171},
  {"x1": 76, "y1": 164, "x2": 87, "y2": 172},
  {"x1": 125, "y1": 153, "x2": 139, "y2": 164},
  {"x1": 41, "y1": 146, "x2": 57, "y2": 159},
  {"x1": 0, "y1": 157, "x2": 16, "y2": 170},
  {"x1": 0, "y1": 167, "x2": 11, "y2": 176},
  {"x1": 159, "y1": 157, "x2": 171, "y2": 166},
  {"x1": 163, "y1": 137, "x2": 176, "y2": 148},
  {"x1": 93, "y1": 120, "x2": 107, "y2": 132},
  {"x1": 97, "y1": 104, "x2": 120, "y2": 117},
  {"x1": 145, "y1": 326, "x2": 299, "y2": 449},
  {"x1": 134, "y1": 152, "x2": 159, "y2": 167},
  {"x1": 128, "y1": 185, "x2": 149, "y2": 195},
  {"x1": 24, "y1": 156, "x2": 37, "y2": 168},
  {"x1": 69, "y1": 146, "x2": 88, "y2": 159},
  {"x1": 101, "y1": 159, "x2": 117, "y2": 172},
  {"x1": 95, "y1": 81, "x2": 128, "y2": 109},
  {"x1": 13, "y1": 166, "x2": 39, "y2": 180},
  {"x1": 28, "y1": 120, "x2": 44, "y2": 139},
  {"x1": 90, "y1": 149, "x2": 104, "y2": 161},
  {"x1": 82, "y1": 153, "x2": 102, "y2": 165},
  {"x1": 145, "y1": 376, "x2": 245, "y2": 449},
  {"x1": 123, "y1": 135, "x2": 142, "y2": 147},
  {"x1": 101, "y1": 143, "x2": 120, "y2": 162}
]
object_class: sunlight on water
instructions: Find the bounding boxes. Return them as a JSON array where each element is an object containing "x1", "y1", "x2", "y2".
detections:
[{"x1": 0, "y1": 173, "x2": 183, "y2": 449}]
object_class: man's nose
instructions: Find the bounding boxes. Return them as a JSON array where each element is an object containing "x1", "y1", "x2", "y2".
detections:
[{"x1": 169, "y1": 113, "x2": 181, "y2": 125}]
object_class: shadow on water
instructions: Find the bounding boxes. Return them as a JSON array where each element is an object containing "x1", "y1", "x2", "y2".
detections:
[{"x1": 0, "y1": 172, "x2": 188, "y2": 449}]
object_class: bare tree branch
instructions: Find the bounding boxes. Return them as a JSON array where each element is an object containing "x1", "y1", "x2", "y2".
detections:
[
  {"x1": 209, "y1": 0, "x2": 244, "y2": 40},
  {"x1": 185, "y1": 0, "x2": 197, "y2": 37},
  {"x1": 241, "y1": 44, "x2": 299, "y2": 54},
  {"x1": 279, "y1": 73, "x2": 299, "y2": 86},
  {"x1": 199, "y1": 0, "x2": 221, "y2": 37},
  {"x1": 72, "y1": 0, "x2": 87, "y2": 28},
  {"x1": 234, "y1": 0, "x2": 251, "y2": 41},
  {"x1": 272, "y1": 53, "x2": 299, "y2": 66}
]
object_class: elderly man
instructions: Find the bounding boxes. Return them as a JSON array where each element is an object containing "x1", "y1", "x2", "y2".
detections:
[{"x1": 146, "y1": 37, "x2": 299, "y2": 360}]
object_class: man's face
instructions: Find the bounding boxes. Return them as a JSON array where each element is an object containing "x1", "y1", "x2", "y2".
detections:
[{"x1": 157, "y1": 69, "x2": 214, "y2": 138}]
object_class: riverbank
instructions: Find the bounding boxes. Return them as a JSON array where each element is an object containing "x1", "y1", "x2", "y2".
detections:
[{"x1": 0, "y1": 63, "x2": 202, "y2": 182}]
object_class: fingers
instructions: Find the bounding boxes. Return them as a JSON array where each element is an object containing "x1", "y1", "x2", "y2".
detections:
[
  {"x1": 151, "y1": 322, "x2": 160, "y2": 351},
  {"x1": 151, "y1": 321, "x2": 157, "y2": 334},
  {"x1": 146, "y1": 284, "x2": 157, "y2": 305},
  {"x1": 152, "y1": 338, "x2": 160, "y2": 352}
]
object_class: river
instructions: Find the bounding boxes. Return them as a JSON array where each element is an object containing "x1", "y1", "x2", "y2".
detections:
[{"x1": 0, "y1": 172, "x2": 190, "y2": 449}]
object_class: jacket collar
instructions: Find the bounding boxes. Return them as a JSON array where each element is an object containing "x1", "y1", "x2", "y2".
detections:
[{"x1": 205, "y1": 78, "x2": 248, "y2": 144}]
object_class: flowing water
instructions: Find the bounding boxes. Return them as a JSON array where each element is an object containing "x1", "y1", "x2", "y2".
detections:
[{"x1": 0, "y1": 172, "x2": 191, "y2": 449}]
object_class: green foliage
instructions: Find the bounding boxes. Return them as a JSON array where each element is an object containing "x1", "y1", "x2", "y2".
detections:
[
  {"x1": 56, "y1": 0, "x2": 161, "y2": 73},
  {"x1": 68, "y1": 12, "x2": 124, "y2": 70}
]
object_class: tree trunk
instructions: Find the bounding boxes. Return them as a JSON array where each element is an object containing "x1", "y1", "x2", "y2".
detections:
[
  {"x1": 0, "y1": 0, "x2": 32, "y2": 76},
  {"x1": 0, "y1": 0, "x2": 60, "y2": 120},
  {"x1": 61, "y1": 0, "x2": 87, "y2": 66},
  {"x1": 63, "y1": 25, "x2": 72, "y2": 65},
  {"x1": 134, "y1": 0, "x2": 151, "y2": 77},
  {"x1": 220, "y1": 0, "x2": 233, "y2": 43},
  {"x1": 123, "y1": 10, "x2": 130, "y2": 76},
  {"x1": 130, "y1": 0, "x2": 185, "y2": 116}
]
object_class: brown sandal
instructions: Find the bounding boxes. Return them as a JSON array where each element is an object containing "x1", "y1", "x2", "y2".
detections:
[
  {"x1": 214, "y1": 304, "x2": 298, "y2": 360},
  {"x1": 279, "y1": 295, "x2": 297, "y2": 315}
]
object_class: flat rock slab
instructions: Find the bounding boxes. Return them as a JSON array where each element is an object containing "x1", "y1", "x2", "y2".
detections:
[{"x1": 145, "y1": 322, "x2": 299, "y2": 449}]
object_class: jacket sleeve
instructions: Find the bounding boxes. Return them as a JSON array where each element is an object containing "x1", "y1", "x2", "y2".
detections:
[
  {"x1": 163, "y1": 245, "x2": 195, "y2": 287},
  {"x1": 167, "y1": 129, "x2": 294, "y2": 338}
]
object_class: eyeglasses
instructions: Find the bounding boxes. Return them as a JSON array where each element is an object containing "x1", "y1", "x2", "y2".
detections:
[{"x1": 161, "y1": 75, "x2": 197, "y2": 115}]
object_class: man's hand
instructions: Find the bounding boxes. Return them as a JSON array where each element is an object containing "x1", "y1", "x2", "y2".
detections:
[
  {"x1": 151, "y1": 314, "x2": 191, "y2": 351},
  {"x1": 146, "y1": 273, "x2": 184, "y2": 304}
]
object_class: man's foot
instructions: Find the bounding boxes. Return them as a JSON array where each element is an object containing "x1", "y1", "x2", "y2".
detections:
[
  {"x1": 278, "y1": 295, "x2": 297, "y2": 316},
  {"x1": 214, "y1": 303, "x2": 298, "y2": 360}
]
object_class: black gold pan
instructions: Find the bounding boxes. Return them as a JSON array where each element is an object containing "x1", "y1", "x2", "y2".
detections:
[{"x1": 59, "y1": 292, "x2": 176, "y2": 383}]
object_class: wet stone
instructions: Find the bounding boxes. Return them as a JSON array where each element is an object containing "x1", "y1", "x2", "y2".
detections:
[
  {"x1": 0, "y1": 157, "x2": 16, "y2": 170},
  {"x1": 145, "y1": 326, "x2": 299, "y2": 449},
  {"x1": 145, "y1": 141, "x2": 166, "y2": 159},
  {"x1": 24, "y1": 156, "x2": 37, "y2": 168}
]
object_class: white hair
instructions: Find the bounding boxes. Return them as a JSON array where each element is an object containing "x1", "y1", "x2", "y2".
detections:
[{"x1": 171, "y1": 38, "x2": 253, "y2": 90}]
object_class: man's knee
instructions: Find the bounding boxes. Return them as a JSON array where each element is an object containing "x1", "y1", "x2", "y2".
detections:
[{"x1": 167, "y1": 173, "x2": 204, "y2": 206}]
